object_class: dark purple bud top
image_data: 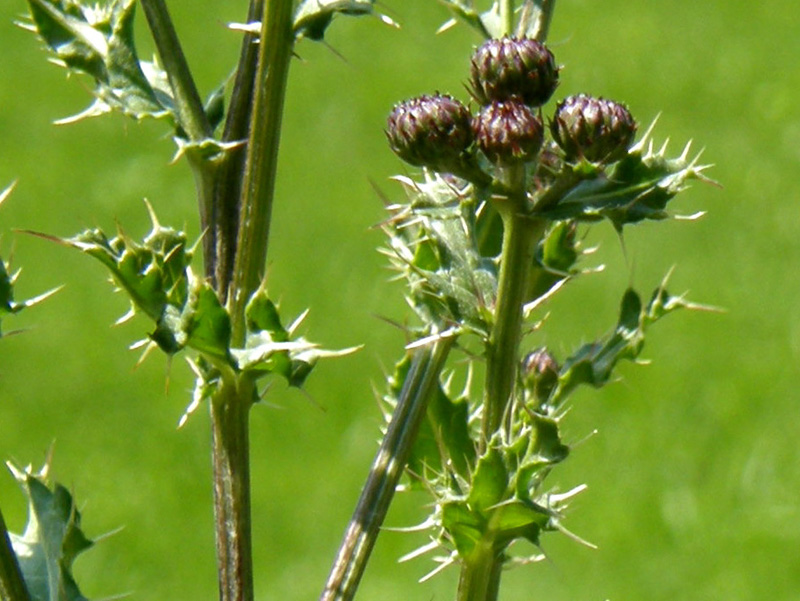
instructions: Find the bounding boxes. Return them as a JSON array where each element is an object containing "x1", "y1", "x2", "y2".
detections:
[
  {"x1": 470, "y1": 36, "x2": 559, "y2": 108},
  {"x1": 550, "y1": 94, "x2": 638, "y2": 163},
  {"x1": 386, "y1": 94, "x2": 474, "y2": 173},
  {"x1": 523, "y1": 347, "x2": 560, "y2": 404},
  {"x1": 473, "y1": 101, "x2": 544, "y2": 165}
]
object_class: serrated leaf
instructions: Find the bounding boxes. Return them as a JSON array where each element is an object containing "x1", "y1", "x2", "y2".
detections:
[
  {"x1": 541, "y1": 136, "x2": 710, "y2": 230},
  {"x1": 233, "y1": 284, "x2": 358, "y2": 388},
  {"x1": 551, "y1": 276, "x2": 701, "y2": 407},
  {"x1": 24, "y1": 0, "x2": 172, "y2": 123},
  {"x1": 386, "y1": 175, "x2": 498, "y2": 336},
  {"x1": 6, "y1": 462, "x2": 93, "y2": 601}
]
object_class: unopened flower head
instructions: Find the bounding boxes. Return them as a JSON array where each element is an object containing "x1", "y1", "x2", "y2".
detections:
[
  {"x1": 386, "y1": 94, "x2": 474, "y2": 173},
  {"x1": 473, "y1": 100, "x2": 544, "y2": 165},
  {"x1": 523, "y1": 347, "x2": 560, "y2": 405},
  {"x1": 470, "y1": 36, "x2": 559, "y2": 108},
  {"x1": 550, "y1": 94, "x2": 637, "y2": 163}
]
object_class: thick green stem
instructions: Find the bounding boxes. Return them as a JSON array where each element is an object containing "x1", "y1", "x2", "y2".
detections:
[
  {"x1": 228, "y1": 0, "x2": 294, "y2": 343},
  {"x1": 209, "y1": 2, "x2": 293, "y2": 600},
  {"x1": 464, "y1": 167, "x2": 546, "y2": 601},
  {"x1": 211, "y1": 375, "x2": 255, "y2": 601},
  {"x1": 319, "y1": 338, "x2": 455, "y2": 601},
  {"x1": 481, "y1": 170, "x2": 546, "y2": 443},
  {"x1": 456, "y1": 541, "x2": 503, "y2": 601},
  {"x1": 0, "y1": 507, "x2": 31, "y2": 601}
]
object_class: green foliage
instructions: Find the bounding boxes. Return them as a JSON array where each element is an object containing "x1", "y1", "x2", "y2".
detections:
[
  {"x1": 540, "y1": 127, "x2": 713, "y2": 231},
  {"x1": 21, "y1": 0, "x2": 173, "y2": 124},
  {"x1": 294, "y1": 0, "x2": 376, "y2": 41},
  {"x1": 6, "y1": 461, "x2": 94, "y2": 601},
  {"x1": 0, "y1": 184, "x2": 58, "y2": 339}
]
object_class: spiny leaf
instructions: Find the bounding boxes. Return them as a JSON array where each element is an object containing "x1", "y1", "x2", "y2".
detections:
[
  {"x1": 541, "y1": 132, "x2": 713, "y2": 231},
  {"x1": 23, "y1": 0, "x2": 173, "y2": 123},
  {"x1": 551, "y1": 274, "x2": 706, "y2": 407},
  {"x1": 6, "y1": 461, "x2": 94, "y2": 601},
  {"x1": 233, "y1": 283, "x2": 359, "y2": 388}
]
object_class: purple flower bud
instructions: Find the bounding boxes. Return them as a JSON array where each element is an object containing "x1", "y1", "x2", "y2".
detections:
[
  {"x1": 473, "y1": 101, "x2": 544, "y2": 165},
  {"x1": 470, "y1": 37, "x2": 559, "y2": 108},
  {"x1": 386, "y1": 94, "x2": 474, "y2": 173},
  {"x1": 550, "y1": 94, "x2": 638, "y2": 163},
  {"x1": 523, "y1": 347, "x2": 560, "y2": 404}
]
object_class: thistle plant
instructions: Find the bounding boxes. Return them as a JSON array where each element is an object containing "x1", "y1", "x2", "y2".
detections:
[{"x1": 0, "y1": 2, "x2": 716, "y2": 601}]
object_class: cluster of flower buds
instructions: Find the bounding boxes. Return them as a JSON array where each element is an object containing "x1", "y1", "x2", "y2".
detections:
[{"x1": 386, "y1": 36, "x2": 639, "y2": 178}]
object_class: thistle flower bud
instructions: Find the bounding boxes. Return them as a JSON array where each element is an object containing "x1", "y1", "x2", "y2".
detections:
[
  {"x1": 386, "y1": 94, "x2": 474, "y2": 174},
  {"x1": 550, "y1": 94, "x2": 637, "y2": 163},
  {"x1": 523, "y1": 347, "x2": 560, "y2": 405},
  {"x1": 473, "y1": 101, "x2": 544, "y2": 165},
  {"x1": 470, "y1": 36, "x2": 559, "y2": 108}
]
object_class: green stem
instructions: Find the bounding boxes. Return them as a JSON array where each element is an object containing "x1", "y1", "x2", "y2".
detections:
[
  {"x1": 319, "y1": 338, "x2": 455, "y2": 601},
  {"x1": 228, "y1": 0, "x2": 295, "y2": 343},
  {"x1": 0, "y1": 507, "x2": 31, "y2": 601},
  {"x1": 211, "y1": 0, "x2": 265, "y2": 294},
  {"x1": 139, "y1": 0, "x2": 217, "y2": 276},
  {"x1": 139, "y1": 0, "x2": 211, "y2": 142},
  {"x1": 456, "y1": 540, "x2": 503, "y2": 601},
  {"x1": 208, "y1": 2, "x2": 293, "y2": 600},
  {"x1": 499, "y1": 0, "x2": 515, "y2": 37},
  {"x1": 481, "y1": 172, "x2": 546, "y2": 443},
  {"x1": 211, "y1": 374, "x2": 255, "y2": 601}
]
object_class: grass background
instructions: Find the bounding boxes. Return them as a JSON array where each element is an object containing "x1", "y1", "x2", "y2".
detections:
[{"x1": 1, "y1": 1, "x2": 799, "y2": 600}]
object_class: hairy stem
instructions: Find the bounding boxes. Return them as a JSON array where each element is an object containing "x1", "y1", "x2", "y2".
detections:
[
  {"x1": 0, "y1": 507, "x2": 30, "y2": 601},
  {"x1": 319, "y1": 338, "x2": 455, "y2": 601}
]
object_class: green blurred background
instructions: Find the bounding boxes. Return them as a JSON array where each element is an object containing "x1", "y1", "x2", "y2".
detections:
[{"x1": 1, "y1": 1, "x2": 798, "y2": 599}]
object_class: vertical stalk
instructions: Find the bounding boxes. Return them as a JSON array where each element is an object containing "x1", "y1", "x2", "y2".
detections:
[
  {"x1": 227, "y1": 0, "x2": 295, "y2": 338},
  {"x1": 465, "y1": 174, "x2": 545, "y2": 601},
  {"x1": 210, "y1": 1, "x2": 294, "y2": 601},
  {"x1": 320, "y1": 339, "x2": 455, "y2": 601},
  {"x1": 456, "y1": 541, "x2": 503, "y2": 601},
  {"x1": 211, "y1": 374, "x2": 256, "y2": 601},
  {"x1": 212, "y1": 0, "x2": 265, "y2": 294},
  {"x1": 499, "y1": 0, "x2": 515, "y2": 37},
  {"x1": 481, "y1": 178, "x2": 546, "y2": 443},
  {"x1": 0, "y1": 507, "x2": 31, "y2": 601}
]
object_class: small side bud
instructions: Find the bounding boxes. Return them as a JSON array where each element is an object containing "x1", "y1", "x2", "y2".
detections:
[
  {"x1": 473, "y1": 100, "x2": 544, "y2": 165},
  {"x1": 386, "y1": 94, "x2": 474, "y2": 174},
  {"x1": 523, "y1": 347, "x2": 560, "y2": 405},
  {"x1": 550, "y1": 94, "x2": 637, "y2": 163},
  {"x1": 470, "y1": 36, "x2": 559, "y2": 108}
]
